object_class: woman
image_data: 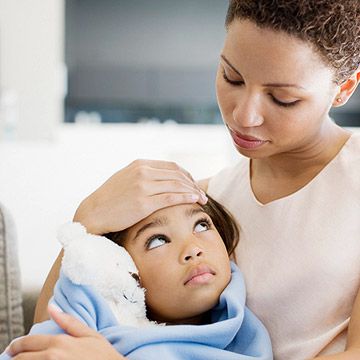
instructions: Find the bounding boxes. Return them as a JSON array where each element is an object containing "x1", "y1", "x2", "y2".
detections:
[{"x1": 10, "y1": 0, "x2": 360, "y2": 359}]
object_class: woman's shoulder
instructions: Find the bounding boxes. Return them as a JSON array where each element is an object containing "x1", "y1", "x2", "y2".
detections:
[
  {"x1": 206, "y1": 157, "x2": 249, "y2": 199},
  {"x1": 197, "y1": 157, "x2": 248, "y2": 192},
  {"x1": 334, "y1": 131, "x2": 360, "y2": 196},
  {"x1": 350, "y1": 131, "x2": 360, "y2": 151},
  {"x1": 338, "y1": 131, "x2": 360, "y2": 165}
]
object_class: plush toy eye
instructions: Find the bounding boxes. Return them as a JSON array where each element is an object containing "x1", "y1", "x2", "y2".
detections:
[
  {"x1": 130, "y1": 272, "x2": 140, "y2": 282},
  {"x1": 123, "y1": 293, "x2": 138, "y2": 304}
]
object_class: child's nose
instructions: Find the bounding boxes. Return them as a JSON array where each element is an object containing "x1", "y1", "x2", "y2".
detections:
[{"x1": 182, "y1": 244, "x2": 203, "y2": 262}]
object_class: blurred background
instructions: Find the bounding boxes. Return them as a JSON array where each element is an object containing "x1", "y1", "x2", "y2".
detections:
[
  {"x1": 0, "y1": 0, "x2": 236, "y2": 297},
  {"x1": 0, "y1": 0, "x2": 358, "y2": 304}
]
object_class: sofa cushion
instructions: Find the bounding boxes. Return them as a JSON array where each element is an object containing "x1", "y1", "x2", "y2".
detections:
[{"x1": 0, "y1": 204, "x2": 24, "y2": 352}]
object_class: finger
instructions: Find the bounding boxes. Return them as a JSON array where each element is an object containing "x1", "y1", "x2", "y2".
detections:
[
  {"x1": 8, "y1": 335, "x2": 52, "y2": 355},
  {"x1": 148, "y1": 192, "x2": 203, "y2": 212},
  {"x1": 149, "y1": 179, "x2": 207, "y2": 204},
  {"x1": 149, "y1": 177, "x2": 199, "y2": 193},
  {"x1": 132, "y1": 159, "x2": 195, "y2": 182},
  {"x1": 48, "y1": 304, "x2": 98, "y2": 338},
  {"x1": 13, "y1": 352, "x2": 48, "y2": 360},
  {"x1": 145, "y1": 168, "x2": 206, "y2": 196},
  {"x1": 134, "y1": 165, "x2": 195, "y2": 187}
]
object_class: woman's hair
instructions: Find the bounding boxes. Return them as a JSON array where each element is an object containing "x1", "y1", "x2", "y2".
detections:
[
  {"x1": 225, "y1": 0, "x2": 360, "y2": 84},
  {"x1": 105, "y1": 195, "x2": 240, "y2": 257}
]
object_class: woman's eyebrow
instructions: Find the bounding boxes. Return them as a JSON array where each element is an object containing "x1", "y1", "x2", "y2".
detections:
[
  {"x1": 134, "y1": 217, "x2": 168, "y2": 241},
  {"x1": 220, "y1": 54, "x2": 306, "y2": 90},
  {"x1": 221, "y1": 54, "x2": 242, "y2": 76}
]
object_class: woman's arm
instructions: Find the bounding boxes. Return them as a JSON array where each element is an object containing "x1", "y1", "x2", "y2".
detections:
[
  {"x1": 313, "y1": 286, "x2": 360, "y2": 359},
  {"x1": 34, "y1": 159, "x2": 205, "y2": 322},
  {"x1": 33, "y1": 250, "x2": 63, "y2": 323},
  {"x1": 346, "y1": 285, "x2": 360, "y2": 351}
]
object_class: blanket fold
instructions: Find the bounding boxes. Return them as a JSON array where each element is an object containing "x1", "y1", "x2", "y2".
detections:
[{"x1": 1, "y1": 263, "x2": 272, "y2": 359}]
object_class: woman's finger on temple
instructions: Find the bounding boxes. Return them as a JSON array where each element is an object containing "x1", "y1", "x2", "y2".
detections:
[
  {"x1": 130, "y1": 159, "x2": 196, "y2": 183},
  {"x1": 150, "y1": 179, "x2": 207, "y2": 203},
  {"x1": 141, "y1": 167, "x2": 205, "y2": 198},
  {"x1": 148, "y1": 192, "x2": 205, "y2": 212}
]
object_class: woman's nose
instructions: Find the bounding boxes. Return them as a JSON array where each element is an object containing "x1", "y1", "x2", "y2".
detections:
[{"x1": 233, "y1": 94, "x2": 264, "y2": 127}]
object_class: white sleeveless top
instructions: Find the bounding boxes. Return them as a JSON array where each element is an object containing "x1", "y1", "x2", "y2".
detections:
[{"x1": 207, "y1": 133, "x2": 360, "y2": 360}]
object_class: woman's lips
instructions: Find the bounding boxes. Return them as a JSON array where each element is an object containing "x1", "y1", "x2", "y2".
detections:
[
  {"x1": 184, "y1": 265, "x2": 216, "y2": 286},
  {"x1": 229, "y1": 129, "x2": 269, "y2": 150}
]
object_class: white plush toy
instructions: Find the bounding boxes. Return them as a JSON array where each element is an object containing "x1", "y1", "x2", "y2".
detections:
[{"x1": 57, "y1": 222, "x2": 153, "y2": 327}]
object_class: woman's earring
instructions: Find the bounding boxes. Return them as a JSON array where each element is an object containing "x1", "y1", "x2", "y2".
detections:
[{"x1": 336, "y1": 97, "x2": 342, "y2": 103}]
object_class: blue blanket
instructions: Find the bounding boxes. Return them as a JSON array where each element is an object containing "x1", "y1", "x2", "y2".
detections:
[{"x1": 1, "y1": 263, "x2": 272, "y2": 359}]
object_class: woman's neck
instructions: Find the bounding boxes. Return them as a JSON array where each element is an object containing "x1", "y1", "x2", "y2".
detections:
[
  {"x1": 249, "y1": 123, "x2": 351, "y2": 205},
  {"x1": 252, "y1": 123, "x2": 351, "y2": 180}
]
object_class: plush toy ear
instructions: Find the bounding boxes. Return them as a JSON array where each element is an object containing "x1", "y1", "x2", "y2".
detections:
[{"x1": 57, "y1": 222, "x2": 88, "y2": 248}]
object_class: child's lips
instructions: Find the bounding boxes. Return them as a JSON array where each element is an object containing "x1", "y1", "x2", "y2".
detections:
[{"x1": 184, "y1": 264, "x2": 216, "y2": 285}]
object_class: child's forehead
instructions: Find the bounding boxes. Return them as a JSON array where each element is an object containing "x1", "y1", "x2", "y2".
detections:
[{"x1": 131, "y1": 203, "x2": 208, "y2": 231}]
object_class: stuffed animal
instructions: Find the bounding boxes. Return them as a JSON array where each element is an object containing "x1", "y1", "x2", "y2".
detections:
[{"x1": 57, "y1": 222, "x2": 153, "y2": 327}]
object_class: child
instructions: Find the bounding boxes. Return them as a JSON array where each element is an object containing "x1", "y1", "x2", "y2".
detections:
[{"x1": 2, "y1": 196, "x2": 272, "y2": 359}]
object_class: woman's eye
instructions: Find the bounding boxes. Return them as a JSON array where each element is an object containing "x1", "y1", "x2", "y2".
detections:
[
  {"x1": 222, "y1": 69, "x2": 244, "y2": 86},
  {"x1": 194, "y1": 221, "x2": 210, "y2": 233},
  {"x1": 270, "y1": 94, "x2": 300, "y2": 108},
  {"x1": 147, "y1": 236, "x2": 168, "y2": 250}
]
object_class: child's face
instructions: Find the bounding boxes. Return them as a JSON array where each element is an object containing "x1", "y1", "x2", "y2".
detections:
[{"x1": 122, "y1": 203, "x2": 232, "y2": 324}]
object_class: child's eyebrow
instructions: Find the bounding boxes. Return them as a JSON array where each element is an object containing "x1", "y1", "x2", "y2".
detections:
[
  {"x1": 185, "y1": 207, "x2": 207, "y2": 218},
  {"x1": 133, "y1": 216, "x2": 168, "y2": 241}
]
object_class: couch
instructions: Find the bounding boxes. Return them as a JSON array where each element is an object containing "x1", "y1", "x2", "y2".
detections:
[{"x1": 0, "y1": 204, "x2": 24, "y2": 352}]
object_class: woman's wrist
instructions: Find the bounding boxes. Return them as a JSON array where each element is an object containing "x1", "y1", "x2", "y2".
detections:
[{"x1": 73, "y1": 197, "x2": 103, "y2": 235}]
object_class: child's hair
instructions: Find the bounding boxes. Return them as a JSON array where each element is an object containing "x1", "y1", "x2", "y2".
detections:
[
  {"x1": 225, "y1": 0, "x2": 360, "y2": 85},
  {"x1": 105, "y1": 195, "x2": 239, "y2": 257}
]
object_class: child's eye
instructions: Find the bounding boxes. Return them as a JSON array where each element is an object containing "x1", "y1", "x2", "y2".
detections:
[
  {"x1": 146, "y1": 235, "x2": 168, "y2": 250},
  {"x1": 194, "y1": 219, "x2": 211, "y2": 233}
]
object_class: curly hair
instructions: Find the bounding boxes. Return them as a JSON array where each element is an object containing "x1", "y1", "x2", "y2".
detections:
[{"x1": 225, "y1": 0, "x2": 360, "y2": 84}]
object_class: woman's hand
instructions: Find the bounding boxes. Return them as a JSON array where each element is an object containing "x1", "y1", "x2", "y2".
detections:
[
  {"x1": 73, "y1": 159, "x2": 207, "y2": 234},
  {"x1": 34, "y1": 159, "x2": 207, "y2": 323},
  {"x1": 8, "y1": 305, "x2": 125, "y2": 360}
]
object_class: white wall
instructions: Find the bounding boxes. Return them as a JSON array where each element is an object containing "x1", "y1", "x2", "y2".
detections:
[
  {"x1": 65, "y1": 0, "x2": 228, "y2": 106},
  {"x1": 65, "y1": 0, "x2": 228, "y2": 70},
  {"x1": 0, "y1": 0, "x2": 65, "y2": 141}
]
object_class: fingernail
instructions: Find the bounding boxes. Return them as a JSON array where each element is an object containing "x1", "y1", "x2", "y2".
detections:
[
  {"x1": 200, "y1": 192, "x2": 208, "y2": 203},
  {"x1": 190, "y1": 194, "x2": 199, "y2": 201}
]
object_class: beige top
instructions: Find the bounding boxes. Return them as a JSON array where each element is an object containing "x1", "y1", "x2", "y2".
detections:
[{"x1": 207, "y1": 133, "x2": 360, "y2": 360}]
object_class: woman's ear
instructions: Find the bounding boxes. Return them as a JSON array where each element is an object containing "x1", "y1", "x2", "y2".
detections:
[{"x1": 332, "y1": 69, "x2": 360, "y2": 107}]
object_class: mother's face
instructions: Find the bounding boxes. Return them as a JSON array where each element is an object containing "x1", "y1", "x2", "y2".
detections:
[{"x1": 216, "y1": 19, "x2": 339, "y2": 159}]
